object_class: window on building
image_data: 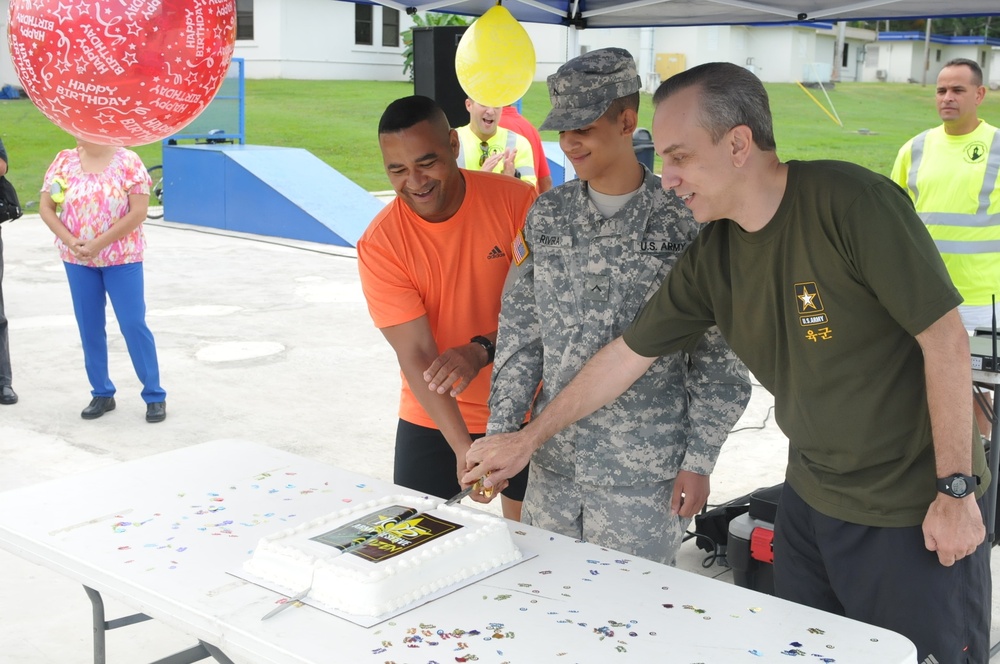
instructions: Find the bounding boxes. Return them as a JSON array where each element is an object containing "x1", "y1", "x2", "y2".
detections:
[
  {"x1": 236, "y1": 0, "x2": 253, "y2": 40},
  {"x1": 842, "y1": 44, "x2": 849, "y2": 68},
  {"x1": 981, "y1": 51, "x2": 988, "y2": 67},
  {"x1": 868, "y1": 45, "x2": 880, "y2": 67},
  {"x1": 356, "y1": 4, "x2": 373, "y2": 45},
  {"x1": 382, "y1": 8, "x2": 400, "y2": 47},
  {"x1": 935, "y1": 49, "x2": 942, "y2": 63}
]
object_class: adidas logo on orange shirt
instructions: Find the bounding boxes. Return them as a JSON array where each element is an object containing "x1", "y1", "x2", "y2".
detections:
[{"x1": 487, "y1": 245, "x2": 506, "y2": 260}]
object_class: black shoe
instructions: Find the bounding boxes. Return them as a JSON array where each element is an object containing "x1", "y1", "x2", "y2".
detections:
[
  {"x1": 146, "y1": 401, "x2": 166, "y2": 423},
  {"x1": 0, "y1": 385, "x2": 16, "y2": 405},
  {"x1": 81, "y1": 396, "x2": 115, "y2": 420}
]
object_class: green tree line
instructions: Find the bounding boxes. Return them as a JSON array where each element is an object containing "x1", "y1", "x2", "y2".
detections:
[{"x1": 854, "y1": 16, "x2": 997, "y2": 37}]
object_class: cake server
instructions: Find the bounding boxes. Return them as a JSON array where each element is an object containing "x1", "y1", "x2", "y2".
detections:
[{"x1": 260, "y1": 484, "x2": 477, "y2": 620}]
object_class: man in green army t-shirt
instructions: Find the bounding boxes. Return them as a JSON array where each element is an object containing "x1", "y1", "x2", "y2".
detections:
[{"x1": 463, "y1": 62, "x2": 990, "y2": 663}]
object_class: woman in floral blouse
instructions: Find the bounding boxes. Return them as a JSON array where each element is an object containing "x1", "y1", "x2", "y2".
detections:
[{"x1": 39, "y1": 140, "x2": 166, "y2": 423}]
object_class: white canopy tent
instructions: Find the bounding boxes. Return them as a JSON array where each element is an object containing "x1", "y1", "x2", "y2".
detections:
[{"x1": 358, "y1": 0, "x2": 998, "y2": 29}]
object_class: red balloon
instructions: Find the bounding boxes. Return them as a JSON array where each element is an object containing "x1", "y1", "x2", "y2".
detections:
[{"x1": 7, "y1": 0, "x2": 235, "y2": 145}]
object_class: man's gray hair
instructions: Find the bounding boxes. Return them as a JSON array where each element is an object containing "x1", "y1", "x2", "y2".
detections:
[{"x1": 653, "y1": 62, "x2": 776, "y2": 152}]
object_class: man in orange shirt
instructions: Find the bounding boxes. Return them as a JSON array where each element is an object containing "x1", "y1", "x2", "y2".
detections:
[{"x1": 357, "y1": 95, "x2": 537, "y2": 520}]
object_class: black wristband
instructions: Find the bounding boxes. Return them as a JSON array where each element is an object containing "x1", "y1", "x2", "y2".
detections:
[
  {"x1": 936, "y1": 473, "x2": 980, "y2": 498},
  {"x1": 470, "y1": 335, "x2": 495, "y2": 364}
]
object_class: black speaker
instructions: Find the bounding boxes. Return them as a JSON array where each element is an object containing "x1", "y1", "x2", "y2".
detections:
[{"x1": 413, "y1": 26, "x2": 469, "y2": 129}]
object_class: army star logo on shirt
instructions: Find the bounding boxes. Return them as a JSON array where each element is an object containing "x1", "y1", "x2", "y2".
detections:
[{"x1": 795, "y1": 281, "x2": 831, "y2": 340}]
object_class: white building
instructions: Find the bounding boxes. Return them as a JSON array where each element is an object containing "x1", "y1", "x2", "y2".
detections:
[
  {"x1": 863, "y1": 31, "x2": 999, "y2": 85},
  {"x1": 233, "y1": 0, "x2": 413, "y2": 80},
  {"x1": 576, "y1": 22, "x2": 876, "y2": 88},
  {"x1": 224, "y1": 1, "x2": 876, "y2": 86},
  {"x1": 6, "y1": 0, "x2": 993, "y2": 89}
]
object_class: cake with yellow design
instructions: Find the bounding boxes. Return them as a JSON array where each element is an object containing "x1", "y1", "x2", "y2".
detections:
[{"x1": 244, "y1": 494, "x2": 521, "y2": 616}]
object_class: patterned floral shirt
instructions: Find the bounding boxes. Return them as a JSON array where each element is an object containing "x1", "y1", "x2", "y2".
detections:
[{"x1": 42, "y1": 147, "x2": 151, "y2": 267}]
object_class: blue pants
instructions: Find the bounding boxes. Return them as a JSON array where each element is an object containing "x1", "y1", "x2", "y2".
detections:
[{"x1": 64, "y1": 261, "x2": 165, "y2": 403}]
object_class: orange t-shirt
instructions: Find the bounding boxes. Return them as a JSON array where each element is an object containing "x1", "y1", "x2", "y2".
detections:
[{"x1": 357, "y1": 170, "x2": 537, "y2": 431}]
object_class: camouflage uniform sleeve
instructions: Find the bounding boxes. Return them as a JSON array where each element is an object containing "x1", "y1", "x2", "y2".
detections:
[
  {"x1": 487, "y1": 225, "x2": 543, "y2": 435},
  {"x1": 679, "y1": 326, "x2": 751, "y2": 475}
]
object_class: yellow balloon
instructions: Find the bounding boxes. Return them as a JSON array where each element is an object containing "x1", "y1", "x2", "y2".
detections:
[{"x1": 455, "y1": 5, "x2": 537, "y2": 108}]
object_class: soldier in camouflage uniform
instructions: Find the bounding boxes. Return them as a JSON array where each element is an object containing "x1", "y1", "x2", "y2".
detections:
[{"x1": 465, "y1": 48, "x2": 750, "y2": 565}]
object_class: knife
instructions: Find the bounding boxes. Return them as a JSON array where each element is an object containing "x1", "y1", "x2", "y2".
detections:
[
  {"x1": 261, "y1": 586, "x2": 311, "y2": 620},
  {"x1": 395, "y1": 483, "x2": 475, "y2": 526},
  {"x1": 260, "y1": 484, "x2": 476, "y2": 620}
]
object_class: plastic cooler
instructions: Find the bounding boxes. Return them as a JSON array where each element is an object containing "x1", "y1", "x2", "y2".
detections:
[{"x1": 726, "y1": 483, "x2": 782, "y2": 595}]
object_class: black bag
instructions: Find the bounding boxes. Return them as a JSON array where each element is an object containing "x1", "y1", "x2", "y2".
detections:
[
  {"x1": 0, "y1": 176, "x2": 22, "y2": 223},
  {"x1": 694, "y1": 499, "x2": 749, "y2": 553}
]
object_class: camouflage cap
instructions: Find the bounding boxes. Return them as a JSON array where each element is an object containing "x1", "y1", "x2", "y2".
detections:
[{"x1": 539, "y1": 47, "x2": 641, "y2": 131}]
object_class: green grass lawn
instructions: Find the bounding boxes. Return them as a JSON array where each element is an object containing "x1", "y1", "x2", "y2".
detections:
[{"x1": 1, "y1": 78, "x2": 997, "y2": 212}]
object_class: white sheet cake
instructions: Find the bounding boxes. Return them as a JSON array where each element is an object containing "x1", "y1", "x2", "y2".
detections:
[{"x1": 244, "y1": 494, "x2": 521, "y2": 616}]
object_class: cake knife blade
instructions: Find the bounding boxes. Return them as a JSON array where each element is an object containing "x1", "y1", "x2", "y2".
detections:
[
  {"x1": 259, "y1": 484, "x2": 476, "y2": 620},
  {"x1": 398, "y1": 483, "x2": 475, "y2": 524},
  {"x1": 261, "y1": 587, "x2": 311, "y2": 620}
]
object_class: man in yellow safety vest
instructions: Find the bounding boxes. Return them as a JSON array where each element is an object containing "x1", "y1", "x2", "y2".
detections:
[
  {"x1": 892, "y1": 57, "x2": 1000, "y2": 439},
  {"x1": 455, "y1": 97, "x2": 537, "y2": 189}
]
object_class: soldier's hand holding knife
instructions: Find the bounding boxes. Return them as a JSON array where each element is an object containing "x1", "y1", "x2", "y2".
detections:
[{"x1": 462, "y1": 429, "x2": 539, "y2": 503}]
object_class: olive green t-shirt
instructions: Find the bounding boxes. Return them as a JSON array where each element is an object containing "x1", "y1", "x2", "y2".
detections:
[{"x1": 623, "y1": 160, "x2": 989, "y2": 527}]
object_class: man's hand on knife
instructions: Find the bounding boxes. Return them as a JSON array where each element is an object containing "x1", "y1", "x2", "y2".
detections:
[{"x1": 461, "y1": 430, "x2": 535, "y2": 503}]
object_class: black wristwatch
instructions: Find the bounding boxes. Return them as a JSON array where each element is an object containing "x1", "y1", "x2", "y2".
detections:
[
  {"x1": 936, "y1": 473, "x2": 980, "y2": 498},
  {"x1": 470, "y1": 335, "x2": 495, "y2": 364}
]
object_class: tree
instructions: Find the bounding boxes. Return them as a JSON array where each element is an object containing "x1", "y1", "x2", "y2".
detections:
[
  {"x1": 402, "y1": 12, "x2": 474, "y2": 82},
  {"x1": 855, "y1": 16, "x2": 996, "y2": 37}
]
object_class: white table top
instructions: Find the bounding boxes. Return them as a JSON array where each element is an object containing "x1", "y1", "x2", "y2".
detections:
[{"x1": 0, "y1": 439, "x2": 917, "y2": 664}]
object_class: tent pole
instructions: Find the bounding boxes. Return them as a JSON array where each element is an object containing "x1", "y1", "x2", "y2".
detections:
[
  {"x1": 567, "y1": 24, "x2": 580, "y2": 59},
  {"x1": 921, "y1": 18, "x2": 932, "y2": 86}
]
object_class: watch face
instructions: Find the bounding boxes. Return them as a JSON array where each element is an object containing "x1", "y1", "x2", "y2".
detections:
[{"x1": 952, "y1": 477, "x2": 969, "y2": 495}]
